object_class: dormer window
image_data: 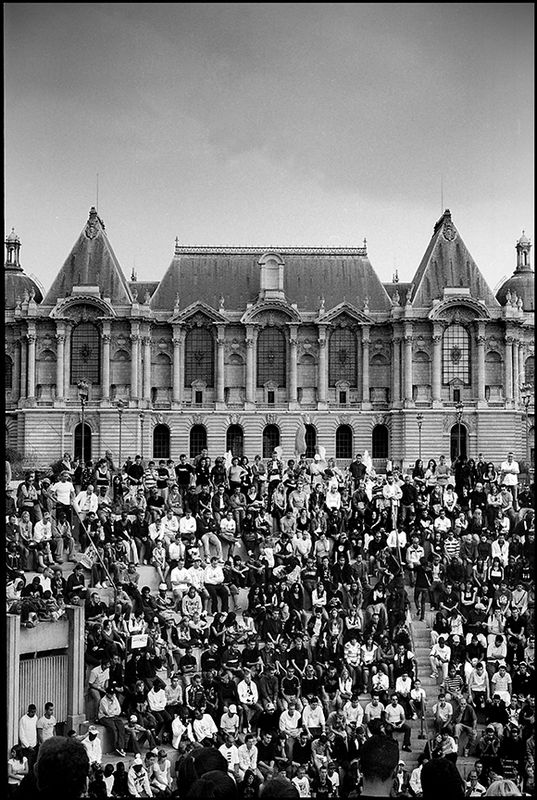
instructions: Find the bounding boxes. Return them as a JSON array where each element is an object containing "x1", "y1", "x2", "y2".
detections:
[{"x1": 258, "y1": 252, "x2": 285, "y2": 300}]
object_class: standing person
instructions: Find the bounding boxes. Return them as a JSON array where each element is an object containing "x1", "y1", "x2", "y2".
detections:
[
  {"x1": 36, "y1": 702, "x2": 57, "y2": 744},
  {"x1": 51, "y1": 472, "x2": 76, "y2": 523},
  {"x1": 499, "y1": 452, "x2": 520, "y2": 511},
  {"x1": 19, "y1": 703, "x2": 38, "y2": 769}
]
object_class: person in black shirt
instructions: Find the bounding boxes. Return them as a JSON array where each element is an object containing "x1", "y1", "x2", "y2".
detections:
[
  {"x1": 257, "y1": 731, "x2": 278, "y2": 781},
  {"x1": 257, "y1": 702, "x2": 279, "y2": 737},
  {"x1": 127, "y1": 456, "x2": 144, "y2": 487},
  {"x1": 291, "y1": 731, "x2": 313, "y2": 767},
  {"x1": 175, "y1": 455, "x2": 195, "y2": 499}
]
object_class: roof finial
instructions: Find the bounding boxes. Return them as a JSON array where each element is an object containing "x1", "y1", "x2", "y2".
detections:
[{"x1": 392, "y1": 268, "x2": 399, "y2": 283}]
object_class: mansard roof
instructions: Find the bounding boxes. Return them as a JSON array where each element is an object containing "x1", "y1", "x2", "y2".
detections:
[
  {"x1": 150, "y1": 245, "x2": 392, "y2": 312},
  {"x1": 43, "y1": 207, "x2": 132, "y2": 306},
  {"x1": 410, "y1": 210, "x2": 499, "y2": 309}
]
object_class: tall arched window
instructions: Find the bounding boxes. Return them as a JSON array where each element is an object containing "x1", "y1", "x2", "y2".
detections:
[
  {"x1": 336, "y1": 425, "x2": 353, "y2": 459},
  {"x1": 257, "y1": 328, "x2": 286, "y2": 387},
  {"x1": 525, "y1": 356, "x2": 534, "y2": 386},
  {"x1": 226, "y1": 425, "x2": 244, "y2": 458},
  {"x1": 442, "y1": 323, "x2": 470, "y2": 385},
  {"x1": 305, "y1": 424, "x2": 317, "y2": 459},
  {"x1": 185, "y1": 327, "x2": 214, "y2": 387},
  {"x1": 450, "y1": 423, "x2": 467, "y2": 461},
  {"x1": 5, "y1": 355, "x2": 13, "y2": 389},
  {"x1": 71, "y1": 321, "x2": 100, "y2": 385},
  {"x1": 372, "y1": 424, "x2": 389, "y2": 459},
  {"x1": 74, "y1": 422, "x2": 92, "y2": 462},
  {"x1": 189, "y1": 424, "x2": 207, "y2": 459},
  {"x1": 262, "y1": 424, "x2": 280, "y2": 458},
  {"x1": 153, "y1": 424, "x2": 170, "y2": 459},
  {"x1": 329, "y1": 327, "x2": 357, "y2": 387}
]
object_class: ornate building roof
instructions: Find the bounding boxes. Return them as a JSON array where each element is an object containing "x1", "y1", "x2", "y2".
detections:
[
  {"x1": 495, "y1": 232, "x2": 534, "y2": 312},
  {"x1": 42, "y1": 207, "x2": 133, "y2": 306},
  {"x1": 150, "y1": 245, "x2": 392, "y2": 312},
  {"x1": 409, "y1": 210, "x2": 499, "y2": 309},
  {"x1": 4, "y1": 227, "x2": 43, "y2": 308}
]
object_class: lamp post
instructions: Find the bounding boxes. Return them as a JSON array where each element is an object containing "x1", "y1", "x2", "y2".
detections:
[
  {"x1": 416, "y1": 413, "x2": 424, "y2": 461},
  {"x1": 116, "y1": 399, "x2": 125, "y2": 468},
  {"x1": 77, "y1": 379, "x2": 89, "y2": 467},
  {"x1": 139, "y1": 412, "x2": 145, "y2": 461},
  {"x1": 520, "y1": 383, "x2": 533, "y2": 477},
  {"x1": 455, "y1": 400, "x2": 464, "y2": 459}
]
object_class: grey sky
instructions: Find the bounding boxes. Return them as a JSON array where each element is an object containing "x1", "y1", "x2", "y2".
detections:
[{"x1": 4, "y1": 3, "x2": 534, "y2": 295}]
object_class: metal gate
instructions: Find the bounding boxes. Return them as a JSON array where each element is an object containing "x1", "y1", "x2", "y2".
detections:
[{"x1": 19, "y1": 653, "x2": 68, "y2": 723}]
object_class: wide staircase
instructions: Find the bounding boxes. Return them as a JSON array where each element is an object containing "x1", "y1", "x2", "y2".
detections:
[{"x1": 407, "y1": 609, "x2": 483, "y2": 780}]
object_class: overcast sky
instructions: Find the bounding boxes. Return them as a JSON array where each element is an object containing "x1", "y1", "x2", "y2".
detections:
[{"x1": 4, "y1": 3, "x2": 534, "y2": 297}]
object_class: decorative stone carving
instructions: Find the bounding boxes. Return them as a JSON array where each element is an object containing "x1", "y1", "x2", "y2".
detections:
[
  {"x1": 219, "y1": 294, "x2": 225, "y2": 310},
  {"x1": 265, "y1": 414, "x2": 277, "y2": 425},
  {"x1": 131, "y1": 288, "x2": 138, "y2": 302},
  {"x1": 192, "y1": 414, "x2": 204, "y2": 425},
  {"x1": 228, "y1": 414, "x2": 243, "y2": 426}
]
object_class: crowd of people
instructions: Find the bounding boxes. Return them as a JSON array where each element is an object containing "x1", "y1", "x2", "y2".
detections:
[{"x1": 6, "y1": 445, "x2": 535, "y2": 797}]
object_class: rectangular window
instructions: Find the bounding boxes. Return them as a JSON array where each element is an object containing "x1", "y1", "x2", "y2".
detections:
[
  {"x1": 339, "y1": 390, "x2": 347, "y2": 405},
  {"x1": 195, "y1": 390, "x2": 203, "y2": 405},
  {"x1": 267, "y1": 390, "x2": 275, "y2": 405},
  {"x1": 453, "y1": 388, "x2": 461, "y2": 403}
]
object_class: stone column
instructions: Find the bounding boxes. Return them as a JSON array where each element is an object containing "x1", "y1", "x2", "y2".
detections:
[
  {"x1": 20, "y1": 334, "x2": 27, "y2": 399},
  {"x1": 6, "y1": 614, "x2": 20, "y2": 749},
  {"x1": 403, "y1": 322, "x2": 414, "y2": 406},
  {"x1": 55, "y1": 327, "x2": 65, "y2": 404},
  {"x1": 130, "y1": 322, "x2": 140, "y2": 401},
  {"x1": 101, "y1": 321, "x2": 111, "y2": 403},
  {"x1": 361, "y1": 325, "x2": 371, "y2": 408},
  {"x1": 504, "y1": 334, "x2": 514, "y2": 405},
  {"x1": 142, "y1": 334, "x2": 151, "y2": 402},
  {"x1": 392, "y1": 333, "x2": 402, "y2": 406},
  {"x1": 512, "y1": 337, "x2": 519, "y2": 404},
  {"x1": 317, "y1": 327, "x2": 328, "y2": 406},
  {"x1": 518, "y1": 342, "x2": 525, "y2": 388},
  {"x1": 12, "y1": 339, "x2": 21, "y2": 404},
  {"x1": 432, "y1": 323, "x2": 443, "y2": 406},
  {"x1": 288, "y1": 325, "x2": 298, "y2": 407},
  {"x1": 26, "y1": 325, "x2": 36, "y2": 400},
  {"x1": 476, "y1": 322, "x2": 486, "y2": 405},
  {"x1": 63, "y1": 323, "x2": 72, "y2": 401},
  {"x1": 65, "y1": 604, "x2": 87, "y2": 733},
  {"x1": 172, "y1": 325, "x2": 185, "y2": 406},
  {"x1": 245, "y1": 326, "x2": 258, "y2": 406},
  {"x1": 216, "y1": 325, "x2": 226, "y2": 406}
]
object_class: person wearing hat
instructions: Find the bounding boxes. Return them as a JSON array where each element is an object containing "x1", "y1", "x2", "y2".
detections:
[
  {"x1": 125, "y1": 714, "x2": 157, "y2": 755},
  {"x1": 220, "y1": 704, "x2": 241, "y2": 739},
  {"x1": 81, "y1": 725, "x2": 103, "y2": 768},
  {"x1": 127, "y1": 753, "x2": 153, "y2": 797}
]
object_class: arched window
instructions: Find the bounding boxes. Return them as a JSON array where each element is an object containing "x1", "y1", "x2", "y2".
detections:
[
  {"x1": 336, "y1": 425, "x2": 353, "y2": 460},
  {"x1": 226, "y1": 425, "x2": 244, "y2": 458},
  {"x1": 185, "y1": 327, "x2": 214, "y2": 387},
  {"x1": 71, "y1": 321, "x2": 100, "y2": 385},
  {"x1": 525, "y1": 356, "x2": 534, "y2": 386},
  {"x1": 450, "y1": 423, "x2": 468, "y2": 461},
  {"x1": 189, "y1": 424, "x2": 207, "y2": 459},
  {"x1": 153, "y1": 424, "x2": 170, "y2": 459},
  {"x1": 442, "y1": 323, "x2": 470, "y2": 385},
  {"x1": 372, "y1": 424, "x2": 389, "y2": 459},
  {"x1": 5, "y1": 355, "x2": 13, "y2": 389},
  {"x1": 262, "y1": 424, "x2": 280, "y2": 458},
  {"x1": 74, "y1": 423, "x2": 92, "y2": 462},
  {"x1": 329, "y1": 327, "x2": 357, "y2": 387},
  {"x1": 257, "y1": 328, "x2": 286, "y2": 387},
  {"x1": 485, "y1": 351, "x2": 503, "y2": 386},
  {"x1": 305, "y1": 424, "x2": 317, "y2": 459}
]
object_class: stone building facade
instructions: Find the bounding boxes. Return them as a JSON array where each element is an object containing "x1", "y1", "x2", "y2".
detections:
[{"x1": 4, "y1": 207, "x2": 535, "y2": 471}]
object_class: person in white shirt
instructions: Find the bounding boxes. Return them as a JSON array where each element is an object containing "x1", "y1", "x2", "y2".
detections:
[
  {"x1": 499, "y1": 452, "x2": 520, "y2": 509},
  {"x1": 238, "y1": 672, "x2": 263, "y2": 732},
  {"x1": 203, "y1": 556, "x2": 230, "y2": 613},
  {"x1": 433, "y1": 509, "x2": 452, "y2": 535},
  {"x1": 363, "y1": 695, "x2": 385, "y2": 733},
  {"x1": 81, "y1": 726, "x2": 103, "y2": 768},
  {"x1": 384, "y1": 693, "x2": 412, "y2": 751},
  {"x1": 430, "y1": 637, "x2": 451, "y2": 680},
  {"x1": 191, "y1": 707, "x2": 218, "y2": 745},
  {"x1": 292, "y1": 765, "x2": 312, "y2": 798},
  {"x1": 36, "y1": 702, "x2": 57, "y2": 743},
  {"x1": 410, "y1": 679, "x2": 427, "y2": 720},
  {"x1": 219, "y1": 733, "x2": 241, "y2": 779},
  {"x1": 342, "y1": 696, "x2": 364, "y2": 734},
  {"x1": 394, "y1": 673, "x2": 413, "y2": 718},
  {"x1": 161, "y1": 509, "x2": 179, "y2": 540},
  {"x1": 186, "y1": 558, "x2": 210, "y2": 611},
  {"x1": 409, "y1": 754, "x2": 428, "y2": 798},
  {"x1": 179, "y1": 510, "x2": 197, "y2": 538},
  {"x1": 170, "y1": 558, "x2": 191, "y2": 603},
  {"x1": 301, "y1": 696, "x2": 326, "y2": 738},
  {"x1": 383, "y1": 474, "x2": 403, "y2": 529},
  {"x1": 220, "y1": 704, "x2": 241, "y2": 738},
  {"x1": 238, "y1": 734, "x2": 262, "y2": 782},
  {"x1": 18, "y1": 704, "x2": 38, "y2": 764},
  {"x1": 279, "y1": 700, "x2": 302, "y2": 758},
  {"x1": 127, "y1": 755, "x2": 153, "y2": 798},
  {"x1": 491, "y1": 534, "x2": 510, "y2": 567}
]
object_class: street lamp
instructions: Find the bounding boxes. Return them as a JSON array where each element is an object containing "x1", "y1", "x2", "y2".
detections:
[
  {"x1": 77, "y1": 379, "x2": 89, "y2": 467},
  {"x1": 455, "y1": 400, "x2": 464, "y2": 459},
  {"x1": 116, "y1": 399, "x2": 125, "y2": 468},
  {"x1": 416, "y1": 413, "x2": 424, "y2": 461},
  {"x1": 139, "y1": 412, "x2": 145, "y2": 461},
  {"x1": 520, "y1": 383, "x2": 533, "y2": 477}
]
